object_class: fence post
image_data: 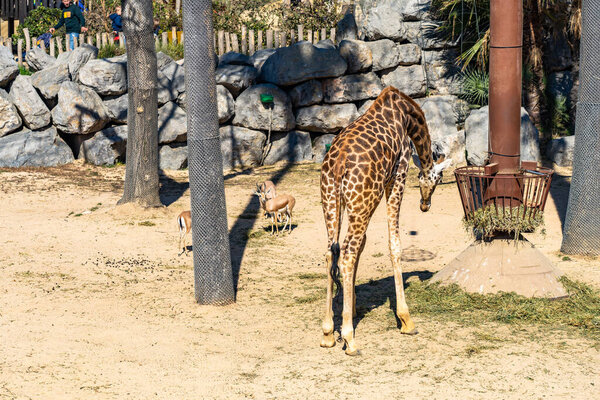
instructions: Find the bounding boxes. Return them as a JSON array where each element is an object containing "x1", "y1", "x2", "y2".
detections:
[
  {"x1": 155, "y1": 35, "x2": 160, "y2": 49},
  {"x1": 87, "y1": 36, "x2": 93, "y2": 46},
  {"x1": 79, "y1": 33, "x2": 85, "y2": 46},
  {"x1": 17, "y1": 39, "x2": 23, "y2": 68},
  {"x1": 249, "y1": 29, "x2": 255, "y2": 54},
  {"x1": 290, "y1": 29, "x2": 295, "y2": 44},
  {"x1": 171, "y1": 26, "x2": 177, "y2": 45},
  {"x1": 180, "y1": 31, "x2": 184, "y2": 44},
  {"x1": 330, "y1": 28, "x2": 336, "y2": 44},
  {"x1": 241, "y1": 26, "x2": 247, "y2": 54},
  {"x1": 50, "y1": 38, "x2": 55, "y2": 57},
  {"x1": 217, "y1": 30, "x2": 224, "y2": 55},
  {"x1": 297, "y1": 25, "x2": 303, "y2": 42},
  {"x1": 96, "y1": 33, "x2": 101, "y2": 48},
  {"x1": 24, "y1": 28, "x2": 31, "y2": 52},
  {"x1": 225, "y1": 31, "x2": 231, "y2": 53},
  {"x1": 257, "y1": 30, "x2": 263, "y2": 50},
  {"x1": 161, "y1": 31, "x2": 168, "y2": 48},
  {"x1": 102, "y1": 33, "x2": 108, "y2": 48},
  {"x1": 56, "y1": 36, "x2": 63, "y2": 54},
  {"x1": 307, "y1": 29, "x2": 312, "y2": 44},
  {"x1": 266, "y1": 29, "x2": 273, "y2": 49},
  {"x1": 313, "y1": 30, "x2": 319, "y2": 44},
  {"x1": 280, "y1": 31, "x2": 286, "y2": 47},
  {"x1": 274, "y1": 29, "x2": 280, "y2": 48},
  {"x1": 231, "y1": 33, "x2": 239, "y2": 53},
  {"x1": 321, "y1": 28, "x2": 326, "y2": 42}
]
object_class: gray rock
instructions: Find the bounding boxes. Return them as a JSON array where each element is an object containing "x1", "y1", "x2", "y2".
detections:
[
  {"x1": 358, "y1": 99, "x2": 375, "y2": 115},
  {"x1": 315, "y1": 39, "x2": 336, "y2": 50},
  {"x1": 438, "y1": 129, "x2": 465, "y2": 165},
  {"x1": 215, "y1": 64, "x2": 258, "y2": 96},
  {"x1": 366, "y1": 39, "x2": 400, "y2": 71},
  {"x1": 263, "y1": 130, "x2": 312, "y2": 165},
  {"x1": 220, "y1": 125, "x2": 266, "y2": 170},
  {"x1": 415, "y1": 95, "x2": 458, "y2": 144},
  {"x1": 219, "y1": 51, "x2": 253, "y2": 66},
  {"x1": 0, "y1": 58, "x2": 19, "y2": 87},
  {"x1": 259, "y1": 41, "x2": 347, "y2": 86},
  {"x1": 0, "y1": 126, "x2": 74, "y2": 167},
  {"x1": 363, "y1": 0, "x2": 404, "y2": 40},
  {"x1": 423, "y1": 49, "x2": 462, "y2": 95},
  {"x1": 465, "y1": 106, "x2": 541, "y2": 166},
  {"x1": 159, "y1": 145, "x2": 188, "y2": 170},
  {"x1": 103, "y1": 94, "x2": 128, "y2": 124},
  {"x1": 323, "y1": 72, "x2": 384, "y2": 103},
  {"x1": 9, "y1": 75, "x2": 51, "y2": 130},
  {"x1": 0, "y1": 45, "x2": 14, "y2": 62},
  {"x1": 397, "y1": 43, "x2": 421, "y2": 65},
  {"x1": 30, "y1": 62, "x2": 70, "y2": 100},
  {"x1": 403, "y1": 21, "x2": 458, "y2": 50},
  {"x1": 336, "y1": 12, "x2": 358, "y2": 42},
  {"x1": 380, "y1": 65, "x2": 427, "y2": 97},
  {"x1": 78, "y1": 58, "x2": 127, "y2": 96},
  {"x1": 52, "y1": 81, "x2": 109, "y2": 134},
  {"x1": 250, "y1": 48, "x2": 276, "y2": 74},
  {"x1": 296, "y1": 103, "x2": 359, "y2": 133},
  {"x1": 546, "y1": 135, "x2": 575, "y2": 167},
  {"x1": 157, "y1": 69, "x2": 177, "y2": 105},
  {"x1": 338, "y1": 39, "x2": 372, "y2": 73},
  {"x1": 233, "y1": 84, "x2": 295, "y2": 131},
  {"x1": 79, "y1": 125, "x2": 128, "y2": 165},
  {"x1": 0, "y1": 89, "x2": 22, "y2": 137},
  {"x1": 25, "y1": 47, "x2": 57, "y2": 72},
  {"x1": 156, "y1": 51, "x2": 175, "y2": 70},
  {"x1": 176, "y1": 91, "x2": 186, "y2": 111},
  {"x1": 158, "y1": 102, "x2": 187, "y2": 144},
  {"x1": 68, "y1": 44, "x2": 98, "y2": 81},
  {"x1": 217, "y1": 85, "x2": 235, "y2": 124},
  {"x1": 312, "y1": 133, "x2": 336, "y2": 163},
  {"x1": 289, "y1": 80, "x2": 323, "y2": 108},
  {"x1": 56, "y1": 51, "x2": 71, "y2": 64},
  {"x1": 402, "y1": 0, "x2": 431, "y2": 21}
]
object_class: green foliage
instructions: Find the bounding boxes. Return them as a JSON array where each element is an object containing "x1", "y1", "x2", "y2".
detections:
[
  {"x1": 546, "y1": 95, "x2": 571, "y2": 138},
  {"x1": 463, "y1": 205, "x2": 544, "y2": 240},
  {"x1": 97, "y1": 43, "x2": 126, "y2": 59},
  {"x1": 156, "y1": 42, "x2": 184, "y2": 61},
  {"x1": 278, "y1": 0, "x2": 342, "y2": 32},
  {"x1": 406, "y1": 276, "x2": 600, "y2": 340},
  {"x1": 84, "y1": 0, "x2": 121, "y2": 35},
  {"x1": 13, "y1": 6, "x2": 64, "y2": 40},
  {"x1": 153, "y1": 1, "x2": 183, "y2": 34},
  {"x1": 19, "y1": 66, "x2": 32, "y2": 76},
  {"x1": 460, "y1": 68, "x2": 489, "y2": 106}
]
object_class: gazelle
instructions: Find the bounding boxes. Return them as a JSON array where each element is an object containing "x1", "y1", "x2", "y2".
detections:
[
  {"x1": 256, "y1": 181, "x2": 277, "y2": 218},
  {"x1": 177, "y1": 210, "x2": 192, "y2": 256},
  {"x1": 264, "y1": 194, "x2": 296, "y2": 234}
]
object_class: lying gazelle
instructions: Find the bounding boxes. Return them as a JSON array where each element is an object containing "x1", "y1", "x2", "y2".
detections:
[
  {"x1": 256, "y1": 181, "x2": 277, "y2": 218},
  {"x1": 177, "y1": 210, "x2": 192, "y2": 256}
]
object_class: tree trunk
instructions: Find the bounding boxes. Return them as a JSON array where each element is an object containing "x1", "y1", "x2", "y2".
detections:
[{"x1": 118, "y1": 0, "x2": 162, "y2": 207}]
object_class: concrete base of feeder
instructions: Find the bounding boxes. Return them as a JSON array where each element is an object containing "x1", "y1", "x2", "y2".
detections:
[{"x1": 431, "y1": 236, "x2": 568, "y2": 299}]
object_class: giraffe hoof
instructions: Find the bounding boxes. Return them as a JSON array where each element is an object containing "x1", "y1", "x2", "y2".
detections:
[
  {"x1": 344, "y1": 347, "x2": 361, "y2": 356},
  {"x1": 320, "y1": 334, "x2": 336, "y2": 348},
  {"x1": 401, "y1": 327, "x2": 419, "y2": 335}
]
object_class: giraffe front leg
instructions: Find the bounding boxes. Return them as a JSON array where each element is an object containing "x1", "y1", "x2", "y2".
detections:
[
  {"x1": 341, "y1": 252, "x2": 359, "y2": 356},
  {"x1": 390, "y1": 238, "x2": 417, "y2": 335},
  {"x1": 320, "y1": 250, "x2": 336, "y2": 348}
]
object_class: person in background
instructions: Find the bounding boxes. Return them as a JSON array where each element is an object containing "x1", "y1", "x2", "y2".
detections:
[
  {"x1": 109, "y1": 6, "x2": 125, "y2": 45},
  {"x1": 50, "y1": 0, "x2": 87, "y2": 50},
  {"x1": 153, "y1": 18, "x2": 161, "y2": 39}
]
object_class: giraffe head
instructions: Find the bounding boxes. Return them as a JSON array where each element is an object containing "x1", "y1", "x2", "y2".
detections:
[{"x1": 412, "y1": 155, "x2": 452, "y2": 212}]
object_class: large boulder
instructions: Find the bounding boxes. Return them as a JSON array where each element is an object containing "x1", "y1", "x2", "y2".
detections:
[
  {"x1": 0, "y1": 126, "x2": 74, "y2": 167},
  {"x1": 465, "y1": 106, "x2": 541, "y2": 166},
  {"x1": 366, "y1": 39, "x2": 400, "y2": 72},
  {"x1": 312, "y1": 133, "x2": 336, "y2": 163},
  {"x1": 0, "y1": 45, "x2": 14, "y2": 61},
  {"x1": 323, "y1": 72, "x2": 383, "y2": 103},
  {"x1": 161, "y1": 61, "x2": 186, "y2": 95},
  {"x1": 215, "y1": 64, "x2": 258, "y2": 96},
  {"x1": 219, "y1": 51, "x2": 253, "y2": 67},
  {"x1": 220, "y1": 125, "x2": 266, "y2": 170},
  {"x1": 158, "y1": 102, "x2": 187, "y2": 144},
  {"x1": 397, "y1": 44, "x2": 422, "y2": 65},
  {"x1": 423, "y1": 49, "x2": 462, "y2": 95},
  {"x1": 380, "y1": 65, "x2": 427, "y2": 97},
  {"x1": 0, "y1": 58, "x2": 19, "y2": 88},
  {"x1": 233, "y1": 84, "x2": 295, "y2": 131},
  {"x1": 358, "y1": 99, "x2": 375, "y2": 115},
  {"x1": 156, "y1": 51, "x2": 175, "y2": 70},
  {"x1": 25, "y1": 47, "x2": 57, "y2": 72},
  {"x1": 9, "y1": 75, "x2": 51, "y2": 130},
  {"x1": 78, "y1": 58, "x2": 127, "y2": 96},
  {"x1": 336, "y1": 12, "x2": 359, "y2": 42},
  {"x1": 0, "y1": 89, "x2": 22, "y2": 137},
  {"x1": 69, "y1": 44, "x2": 98, "y2": 81},
  {"x1": 217, "y1": 85, "x2": 235, "y2": 124},
  {"x1": 250, "y1": 48, "x2": 276, "y2": 74},
  {"x1": 263, "y1": 130, "x2": 312, "y2": 165},
  {"x1": 259, "y1": 41, "x2": 347, "y2": 86},
  {"x1": 30, "y1": 62, "x2": 70, "y2": 100},
  {"x1": 103, "y1": 94, "x2": 128, "y2": 123},
  {"x1": 52, "y1": 81, "x2": 110, "y2": 134},
  {"x1": 338, "y1": 39, "x2": 373, "y2": 74},
  {"x1": 289, "y1": 80, "x2": 323, "y2": 108},
  {"x1": 157, "y1": 69, "x2": 177, "y2": 105},
  {"x1": 362, "y1": 0, "x2": 404, "y2": 40},
  {"x1": 403, "y1": 21, "x2": 458, "y2": 50},
  {"x1": 79, "y1": 125, "x2": 127, "y2": 165},
  {"x1": 159, "y1": 145, "x2": 188, "y2": 170},
  {"x1": 546, "y1": 136, "x2": 575, "y2": 167},
  {"x1": 415, "y1": 95, "x2": 461, "y2": 162},
  {"x1": 295, "y1": 103, "x2": 359, "y2": 133}
]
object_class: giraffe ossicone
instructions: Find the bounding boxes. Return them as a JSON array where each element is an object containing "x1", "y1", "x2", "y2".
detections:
[{"x1": 319, "y1": 86, "x2": 451, "y2": 355}]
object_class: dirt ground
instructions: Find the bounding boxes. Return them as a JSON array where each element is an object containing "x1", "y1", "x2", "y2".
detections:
[{"x1": 1, "y1": 160, "x2": 599, "y2": 399}]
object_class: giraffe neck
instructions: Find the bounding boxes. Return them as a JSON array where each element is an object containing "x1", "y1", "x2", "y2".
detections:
[{"x1": 408, "y1": 126, "x2": 434, "y2": 174}]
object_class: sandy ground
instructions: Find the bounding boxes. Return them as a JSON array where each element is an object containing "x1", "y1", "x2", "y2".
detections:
[{"x1": 1, "y1": 160, "x2": 599, "y2": 399}]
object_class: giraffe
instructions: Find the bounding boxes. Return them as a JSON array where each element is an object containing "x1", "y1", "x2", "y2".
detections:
[{"x1": 319, "y1": 86, "x2": 452, "y2": 356}]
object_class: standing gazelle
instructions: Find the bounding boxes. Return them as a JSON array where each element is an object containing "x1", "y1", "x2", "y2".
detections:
[{"x1": 177, "y1": 210, "x2": 192, "y2": 256}]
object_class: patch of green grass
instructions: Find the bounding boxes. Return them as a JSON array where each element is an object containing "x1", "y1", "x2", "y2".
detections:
[
  {"x1": 294, "y1": 290, "x2": 325, "y2": 304},
  {"x1": 138, "y1": 221, "x2": 156, "y2": 227},
  {"x1": 74, "y1": 213, "x2": 82, "y2": 217},
  {"x1": 372, "y1": 252, "x2": 384, "y2": 258},
  {"x1": 297, "y1": 272, "x2": 326, "y2": 280},
  {"x1": 562, "y1": 256, "x2": 572, "y2": 261},
  {"x1": 103, "y1": 161, "x2": 125, "y2": 168},
  {"x1": 19, "y1": 66, "x2": 32, "y2": 75},
  {"x1": 406, "y1": 277, "x2": 600, "y2": 340}
]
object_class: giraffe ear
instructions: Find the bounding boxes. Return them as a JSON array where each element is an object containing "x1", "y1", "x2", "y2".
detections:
[{"x1": 412, "y1": 154, "x2": 423, "y2": 170}]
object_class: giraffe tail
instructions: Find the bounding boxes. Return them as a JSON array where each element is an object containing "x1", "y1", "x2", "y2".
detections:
[{"x1": 330, "y1": 241, "x2": 342, "y2": 296}]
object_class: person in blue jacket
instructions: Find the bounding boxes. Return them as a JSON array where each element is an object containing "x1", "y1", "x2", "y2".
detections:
[{"x1": 109, "y1": 6, "x2": 124, "y2": 44}]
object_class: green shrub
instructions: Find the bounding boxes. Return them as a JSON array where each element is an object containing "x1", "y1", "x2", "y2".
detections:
[
  {"x1": 97, "y1": 43, "x2": 126, "y2": 59},
  {"x1": 156, "y1": 42, "x2": 184, "y2": 61},
  {"x1": 460, "y1": 68, "x2": 489, "y2": 106},
  {"x1": 13, "y1": 6, "x2": 64, "y2": 41}
]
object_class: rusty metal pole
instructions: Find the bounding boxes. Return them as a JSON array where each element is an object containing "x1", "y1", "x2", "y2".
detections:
[{"x1": 488, "y1": 0, "x2": 522, "y2": 174}]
